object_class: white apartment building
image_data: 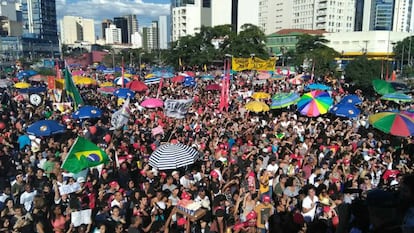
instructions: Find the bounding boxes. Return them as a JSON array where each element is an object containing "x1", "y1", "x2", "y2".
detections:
[
  {"x1": 393, "y1": 0, "x2": 414, "y2": 32},
  {"x1": 292, "y1": 0, "x2": 355, "y2": 33},
  {"x1": 105, "y1": 24, "x2": 122, "y2": 44},
  {"x1": 237, "y1": 0, "x2": 259, "y2": 32},
  {"x1": 171, "y1": 0, "x2": 211, "y2": 42},
  {"x1": 158, "y1": 15, "x2": 171, "y2": 49},
  {"x1": 131, "y1": 31, "x2": 143, "y2": 49},
  {"x1": 61, "y1": 16, "x2": 95, "y2": 45},
  {"x1": 211, "y1": 0, "x2": 232, "y2": 27},
  {"x1": 259, "y1": 0, "x2": 293, "y2": 35}
]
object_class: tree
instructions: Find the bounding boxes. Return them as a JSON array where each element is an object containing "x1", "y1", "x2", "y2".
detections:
[
  {"x1": 344, "y1": 56, "x2": 387, "y2": 88},
  {"x1": 393, "y1": 35, "x2": 414, "y2": 77},
  {"x1": 294, "y1": 34, "x2": 339, "y2": 75}
]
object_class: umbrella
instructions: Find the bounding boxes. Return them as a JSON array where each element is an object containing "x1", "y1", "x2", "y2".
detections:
[
  {"x1": 113, "y1": 88, "x2": 134, "y2": 98},
  {"x1": 258, "y1": 72, "x2": 271, "y2": 80},
  {"x1": 18, "y1": 86, "x2": 47, "y2": 94},
  {"x1": 74, "y1": 77, "x2": 96, "y2": 85},
  {"x1": 97, "y1": 87, "x2": 117, "y2": 95},
  {"x1": 99, "y1": 81, "x2": 114, "y2": 87},
  {"x1": 401, "y1": 110, "x2": 414, "y2": 119},
  {"x1": 245, "y1": 101, "x2": 270, "y2": 113},
  {"x1": 72, "y1": 106, "x2": 102, "y2": 119},
  {"x1": 329, "y1": 104, "x2": 360, "y2": 119},
  {"x1": 381, "y1": 93, "x2": 412, "y2": 103},
  {"x1": 0, "y1": 79, "x2": 12, "y2": 88},
  {"x1": 149, "y1": 143, "x2": 200, "y2": 170},
  {"x1": 339, "y1": 94, "x2": 362, "y2": 105},
  {"x1": 372, "y1": 80, "x2": 396, "y2": 95},
  {"x1": 14, "y1": 82, "x2": 31, "y2": 89},
  {"x1": 28, "y1": 74, "x2": 47, "y2": 82},
  {"x1": 201, "y1": 74, "x2": 214, "y2": 80},
  {"x1": 17, "y1": 70, "x2": 37, "y2": 79},
  {"x1": 369, "y1": 112, "x2": 414, "y2": 137},
  {"x1": 252, "y1": 92, "x2": 271, "y2": 100},
  {"x1": 270, "y1": 92, "x2": 300, "y2": 109},
  {"x1": 141, "y1": 98, "x2": 164, "y2": 108},
  {"x1": 297, "y1": 90, "x2": 333, "y2": 117},
  {"x1": 183, "y1": 76, "x2": 196, "y2": 87},
  {"x1": 126, "y1": 80, "x2": 148, "y2": 92},
  {"x1": 205, "y1": 84, "x2": 221, "y2": 91},
  {"x1": 26, "y1": 120, "x2": 66, "y2": 137},
  {"x1": 153, "y1": 71, "x2": 174, "y2": 78},
  {"x1": 114, "y1": 77, "x2": 131, "y2": 86},
  {"x1": 305, "y1": 83, "x2": 331, "y2": 91},
  {"x1": 171, "y1": 75, "x2": 185, "y2": 83}
]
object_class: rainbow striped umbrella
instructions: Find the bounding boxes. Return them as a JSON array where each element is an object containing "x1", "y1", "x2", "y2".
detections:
[
  {"x1": 297, "y1": 90, "x2": 333, "y2": 117},
  {"x1": 369, "y1": 112, "x2": 414, "y2": 137}
]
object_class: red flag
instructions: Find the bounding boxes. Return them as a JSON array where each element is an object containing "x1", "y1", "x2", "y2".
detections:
[{"x1": 157, "y1": 77, "x2": 164, "y2": 98}]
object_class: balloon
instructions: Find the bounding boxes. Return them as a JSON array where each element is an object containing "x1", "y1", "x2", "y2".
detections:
[
  {"x1": 0, "y1": 122, "x2": 5, "y2": 130},
  {"x1": 104, "y1": 134, "x2": 111, "y2": 143},
  {"x1": 89, "y1": 126, "x2": 97, "y2": 135}
]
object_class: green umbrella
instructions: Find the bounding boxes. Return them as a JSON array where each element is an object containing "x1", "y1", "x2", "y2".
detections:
[{"x1": 372, "y1": 80, "x2": 396, "y2": 95}]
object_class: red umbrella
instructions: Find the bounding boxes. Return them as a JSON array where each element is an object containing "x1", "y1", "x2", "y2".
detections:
[
  {"x1": 205, "y1": 84, "x2": 221, "y2": 91},
  {"x1": 172, "y1": 75, "x2": 185, "y2": 83},
  {"x1": 127, "y1": 80, "x2": 148, "y2": 92},
  {"x1": 185, "y1": 71, "x2": 195, "y2": 77}
]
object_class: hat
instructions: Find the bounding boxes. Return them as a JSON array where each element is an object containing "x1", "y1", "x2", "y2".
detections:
[
  {"x1": 246, "y1": 211, "x2": 257, "y2": 221},
  {"x1": 109, "y1": 181, "x2": 119, "y2": 188},
  {"x1": 262, "y1": 195, "x2": 271, "y2": 203},
  {"x1": 172, "y1": 171, "x2": 179, "y2": 176},
  {"x1": 160, "y1": 172, "x2": 167, "y2": 179},
  {"x1": 77, "y1": 177, "x2": 85, "y2": 183},
  {"x1": 210, "y1": 170, "x2": 219, "y2": 179},
  {"x1": 177, "y1": 217, "x2": 187, "y2": 226}
]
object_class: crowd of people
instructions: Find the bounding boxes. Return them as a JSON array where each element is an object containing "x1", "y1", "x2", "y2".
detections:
[{"x1": 0, "y1": 66, "x2": 413, "y2": 233}]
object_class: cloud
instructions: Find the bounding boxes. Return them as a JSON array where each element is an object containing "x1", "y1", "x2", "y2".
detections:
[{"x1": 56, "y1": 0, "x2": 170, "y2": 24}]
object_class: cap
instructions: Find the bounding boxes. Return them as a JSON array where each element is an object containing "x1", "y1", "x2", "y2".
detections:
[
  {"x1": 109, "y1": 181, "x2": 119, "y2": 188},
  {"x1": 262, "y1": 195, "x2": 271, "y2": 203},
  {"x1": 210, "y1": 170, "x2": 219, "y2": 179},
  {"x1": 172, "y1": 171, "x2": 179, "y2": 176},
  {"x1": 77, "y1": 177, "x2": 85, "y2": 183},
  {"x1": 246, "y1": 211, "x2": 257, "y2": 221}
]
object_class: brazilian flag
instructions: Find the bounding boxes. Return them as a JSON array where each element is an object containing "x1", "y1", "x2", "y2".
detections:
[
  {"x1": 61, "y1": 137, "x2": 109, "y2": 173},
  {"x1": 64, "y1": 69, "x2": 84, "y2": 110}
]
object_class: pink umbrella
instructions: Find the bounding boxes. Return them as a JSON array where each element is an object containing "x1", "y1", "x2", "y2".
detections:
[
  {"x1": 288, "y1": 75, "x2": 303, "y2": 85},
  {"x1": 141, "y1": 98, "x2": 164, "y2": 108},
  {"x1": 205, "y1": 84, "x2": 221, "y2": 91},
  {"x1": 258, "y1": 72, "x2": 271, "y2": 80}
]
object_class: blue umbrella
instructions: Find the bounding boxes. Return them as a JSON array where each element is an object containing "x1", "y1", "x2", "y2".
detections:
[
  {"x1": 305, "y1": 83, "x2": 331, "y2": 91},
  {"x1": 27, "y1": 120, "x2": 66, "y2": 137},
  {"x1": 153, "y1": 71, "x2": 174, "y2": 78},
  {"x1": 113, "y1": 88, "x2": 134, "y2": 98},
  {"x1": 17, "y1": 70, "x2": 37, "y2": 79},
  {"x1": 72, "y1": 106, "x2": 102, "y2": 119},
  {"x1": 114, "y1": 77, "x2": 131, "y2": 86},
  {"x1": 329, "y1": 104, "x2": 360, "y2": 119},
  {"x1": 381, "y1": 92, "x2": 412, "y2": 103},
  {"x1": 339, "y1": 94, "x2": 362, "y2": 105},
  {"x1": 18, "y1": 86, "x2": 47, "y2": 94},
  {"x1": 271, "y1": 92, "x2": 300, "y2": 109},
  {"x1": 96, "y1": 65, "x2": 107, "y2": 71},
  {"x1": 183, "y1": 76, "x2": 196, "y2": 87},
  {"x1": 201, "y1": 74, "x2": 214, "y2": 80}
]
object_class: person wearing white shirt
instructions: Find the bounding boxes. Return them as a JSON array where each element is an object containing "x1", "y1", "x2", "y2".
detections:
[
  {"x1": 20, "y1": 184, "x2": 37, "y2": 212},
  {"x1": 308, "y1": 167, "x2": 321, "y2": 186},
  {"x1": 266, "y1": 158, "x2": 279, "y2": 175},
  {"x1": 302, "y1": 187, "x2": 319, "y2": 222}
]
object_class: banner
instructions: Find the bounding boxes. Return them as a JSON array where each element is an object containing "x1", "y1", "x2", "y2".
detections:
[
  {"x1": 232, "y1": 57, "x2": 277, "y2": 71},
  {"x1": 71, "y1": 209, "x2": 92, "y2": 227},
  {"x1": 58, "y1": 182, "x2": 81, "y2": 195},
  {"x1": 111, "y1": 98, "x2": 130, "y2": 129},
  {"x1": 47, "y1": 76, "x2": 55, "y2": 89},
  {"x1": 164, "y1": 99, "x2": 193, "y2": 119}
]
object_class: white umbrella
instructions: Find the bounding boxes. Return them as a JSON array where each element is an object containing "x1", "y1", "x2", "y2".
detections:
[{"x1": 149, "y1": 143, "x2": 200, "y2": 170}]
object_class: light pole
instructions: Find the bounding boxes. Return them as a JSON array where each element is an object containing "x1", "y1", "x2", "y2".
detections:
[
  {"x1": 112, "y1": 49, "x2": 115, "y2": 69},
  {"x1": 139, "y1": 52, "x2": 144, "y2": 77}
]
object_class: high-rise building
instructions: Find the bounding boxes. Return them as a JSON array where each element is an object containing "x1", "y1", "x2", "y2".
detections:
[
  {"x1": 21, "y1": 0, "x2": 58, "y2": 42},
  {"x1": 356, "y1": 0, "x2": 413, "y2": 32},
  {"x1": 142, "y1": 27, "x2": 149, "y2": 51},
  {"x1": 114, "y1": 17, "x2": 128, "y2": 44},
  {"x1": 0, "y1": 2, "x2": 22, "y2": 37},
  {"x1": 105, "y1": 24, "x2": 122, "y2": 44},
  {"x1": 158, "y1": 15, "x2": 171, "y2": 49},
  {"x1": 149, "y1": 21, "x2": 159, "y2": 51},
  {"x1": 171, "y1": 0, "x2": 211, "y2": 42},
  {"x1": 211, "y1": 0, "x2": 259, "y2": 33},
  {"x1": 61, "y1": 16, "x2": 95, "y2": 45},
  {"x1": 292, "y1": 0, "x2": 355, "y2": 33},
  {"x1": 102, "y1": 19, "x2": 113, "y2": 40},
  {"x1": 259, "y1": 0, "x2": 292, "y2": 35},
  {"x1": 124, "y1": 14, "x2": 139, "y2": 44}
]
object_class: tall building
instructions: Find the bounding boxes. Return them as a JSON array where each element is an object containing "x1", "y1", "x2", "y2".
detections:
[
  {"x1": 292, "y1": 0, "x2": 355, "y2": 33},
  {"x1": 142, "y1": 27, "x2": 149, "y2": 51},
  {"x1": 356, "y1": 0, "x2": 413, "y2": 32},
  {"x1": 259, "y1": 0, "x2": 292, "y2": 35},
  {"x1": 0, "y1": 2, "x2": 22, "y2": 37},
  {"x1": 114, "y1": 17, "x2": 128, "y2": 44},
  {"x1": 148, "y1": 21, "x2": 159, "y2": 51},
  {"x1": 211, "y1": 0, "x2": 259, "y2": 33},
  {"x1": 124, "y1": 14, "x2": 139, "y2": 44},
  {"x1": 171, "y1": 0, "x2": 211, "y2": 42},
  {"x1": 158, "y1": 15, "x2": 171, "y2": 49},
  {"x1": 61, "y1": 16, "x2": 95, "y2": 45},
  {"x1": 102, "y1": 19, "x2": 112, "y2": 40},
  {"x1": 105, "y1": 24, "x2": 122, "y2": 44},
  {"x1": 21, "y1": 0, "x2": 58, "y2": 42}
]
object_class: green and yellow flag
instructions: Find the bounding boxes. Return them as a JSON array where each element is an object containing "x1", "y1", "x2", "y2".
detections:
[
  {"x1": 61, "y1": 137, "x2": 109, "y2": 173},
  {"x1": 64, "y1": 69, "x2": 83, "y2": 110}
]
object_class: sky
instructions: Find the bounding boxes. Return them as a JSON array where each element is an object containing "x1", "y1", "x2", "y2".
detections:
[{"x1": 56, "y1": 0, "x2": 171, "y2": 39}]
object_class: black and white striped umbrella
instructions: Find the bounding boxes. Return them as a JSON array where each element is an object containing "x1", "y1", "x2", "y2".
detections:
[{"x1": 149, "y1": 143, "x2": 199, "y2": 170}]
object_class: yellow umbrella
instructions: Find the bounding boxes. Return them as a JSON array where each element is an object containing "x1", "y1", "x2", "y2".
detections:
[
  {"x1": 145, "y1": 73, "x2": 155, "y2": 79},
  {"x1": 99, "y1": 81, "x2": 114, "y2": 87},
  {"x1": 252, "y1": 92, "x2": 271, "y2": 100},
  {"x1": 124, "y1": 73, "x2": 133, "y2": 78},
  {"x1": 74, "y1": 77, "x2": 96, "y2": 85},
  {"x1": 245, "y1": 101, "x2": 270, "y2": 113},
  {"x1": 14, "y1": 82, "x2": 31, "y2": 89}
]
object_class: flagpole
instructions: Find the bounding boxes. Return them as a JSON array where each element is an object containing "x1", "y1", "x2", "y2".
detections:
[
  {"x1": 61, "y1": 136, "x2": 80, "y2": 169},
  {"x1": 121, "y1": 57, "x2": 125, "y2": 88}
]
